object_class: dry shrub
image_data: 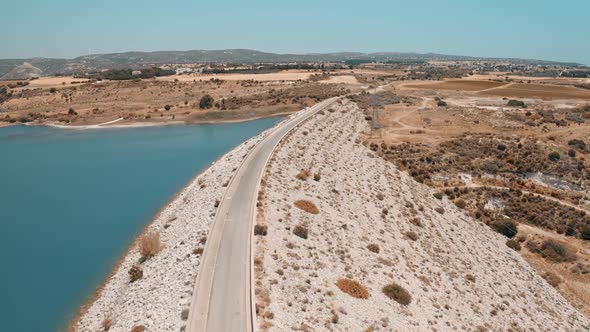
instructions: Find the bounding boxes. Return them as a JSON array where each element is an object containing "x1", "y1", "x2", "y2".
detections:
[
  {"x1": 409, "y1": 217, "x2": 423, "y2": 227},
  {"x1": 128, "y1": 265, "x2": 143, "y2": 283},
  {"x1": 434, "y1": 207, "x2": 445, "y2": 214},
  {"x1": 433, "y1": 192, "x2": 443, "y2": 200},
  {"x1": 131, "y1": 326, "x2": 145, "y2": 332},
  {"x1": 336, "y1": 278, "x2": 369, "y2": 299},
  {"x1": 382, "y1": 283, "x2": 411, "y2": 305},
  {"x1": 296, "y1": 169, "x2": 311, "y2": 181},
  {"x1": 367, "y1": 243, "x2": 380, "y2": 253},
  {"x1": 542, "y1": 271, "x2": 562, "y2": 287},
  {"x1": 538, "y1": 239, "x2": 577, "y2": 262},
  {"x1": 294, "y1": 200, "x2": 320, "y2": 214},
  {"x1": 139, "y1": 232, "x2": 162, "y2": 258},
  {"x1": 465, "y1": 274, "x2": 476, "y2": 283},
  {"x1": 405, "y1": 231, "x2": 418, "y2": 241},
  {"x1": 506, "y1": 239, "x2": 521, "y2": 251},
  {"x1": 192, "y1": 247, "x2": 204, "y2": 255},
  {"x1": 571, "y1": 263, "x2": 590, "y2": 275},
  {"x1": 293, "y1": 225, "x2": 308, "y2": 239},
  {"x1": 181, "y1": 308, "x2": 190, "y2": 320},
  {"x1": 313, "y1": 172, "x2": 321, "y2": 181},
  {"x1": 454, "y1": 199, "x2": 466, "y2": 209},
  {"x1": 254, "y1": 224, "x2": 268, "y2": 236},
  {"x1": 101, "y1": 317, "x2": 113, "y2": 331}
]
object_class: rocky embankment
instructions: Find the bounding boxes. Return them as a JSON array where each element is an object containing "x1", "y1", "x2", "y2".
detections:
[
  {"x1": 74, "y1": 115, "x2": 294, "y2": 332},
  {"x1": 254, "y1": 99, "x2": 590, "y2": 331}
]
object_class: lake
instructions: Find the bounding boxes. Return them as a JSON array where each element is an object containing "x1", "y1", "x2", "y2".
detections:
[{"x1": 0, "y1": 118, "x2": 281, "y2": 332}]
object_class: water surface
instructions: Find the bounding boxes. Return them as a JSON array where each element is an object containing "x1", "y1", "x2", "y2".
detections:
[{"x1": 0, "y1": 119, "x2": 281, "y2": 332}]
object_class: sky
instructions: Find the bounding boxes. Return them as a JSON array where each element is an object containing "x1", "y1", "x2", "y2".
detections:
[{"x1": 1, "y1": 0, "x2": 589, "y2": 64}]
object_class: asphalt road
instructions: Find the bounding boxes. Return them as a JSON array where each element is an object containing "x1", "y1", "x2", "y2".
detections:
[{"x1": 187, "y1": 98, "x2": 338, "y2": 332}]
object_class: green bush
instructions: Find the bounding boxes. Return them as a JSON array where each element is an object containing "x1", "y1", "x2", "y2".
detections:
[
  {"x1": 200, "y1": 94, "x2": 214, "y2": 109},
  {"x1": 548, "y1": 151, "x2": 560, "y2": 162},
  {"x1": 492, "y1": 220, "x2": 518, "y2": 238},
  {"x1": 507, "y1": 99, "x2": 526, "y2": 107}
]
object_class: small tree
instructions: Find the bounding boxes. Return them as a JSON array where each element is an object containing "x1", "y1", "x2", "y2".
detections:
[
  {"x1": 68, "y1": 108, "x2": 77, "y2": 115},
  {"x1": 164, "y1": 104, "x2": 171, "y2": 111},
  {"x1": 199, "y1": 94, "x2": 214, "y2": 109}
]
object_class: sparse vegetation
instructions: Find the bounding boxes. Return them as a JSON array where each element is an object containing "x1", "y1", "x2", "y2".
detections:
[
  {"x1": 130, "y1": 325, "x2": 145, "y2": 332},
  {"x1": 128, "y1": 265, "x2": 143, "y2": 283},
  {"x1": 293, "y1": 225, "x2": 308, "y2": 239},
  {"x1": 382, "y1": 283, "x2": 411, "y2": 305},
  {"x1": 507, "y1": 99, "x2": 526, "y2": 108},
  {"x1": 139, "y1": 232, "x2": 162, "y2": 258},
  {"x1": 506, "y1": 239, "x2": 521, "y2": 251},
  {"x1": 101, "y1": 317, "x2": 113, "y2": 331},
  {"x1": 295, "y1": 169, "x2": 311, "y2": 181},
  {"x1": 254, "y1": 224, "x2": 268, "y2": 236},
  {"x1": 367, "y1": 243, "x2": 380, "y2": 253},
  {"x1": 336, "y1": 278, "x2": 369, "y2": 299},
  {"x1": 527, "y1": 239, "x2": 577, "y2": 262}
]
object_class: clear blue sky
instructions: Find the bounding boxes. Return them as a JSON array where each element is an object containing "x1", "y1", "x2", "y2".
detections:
[{"x1": 2, "y1": 0, "x2": 589, "y2": 64}]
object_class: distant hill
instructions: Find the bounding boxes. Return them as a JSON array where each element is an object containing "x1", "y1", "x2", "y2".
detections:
[{"x1": 0, "y1": 49, "x2": 583, "y2": 79}]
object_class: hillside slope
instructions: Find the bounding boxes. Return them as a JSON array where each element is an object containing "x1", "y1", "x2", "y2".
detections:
[{"x1": 254, "y1": 99, "x2": 589, "y2": 331}]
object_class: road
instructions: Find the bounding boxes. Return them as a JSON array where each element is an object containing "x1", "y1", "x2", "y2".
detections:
[{"x1": 187, "y1": 97, "x2": 338, "y2": 332}]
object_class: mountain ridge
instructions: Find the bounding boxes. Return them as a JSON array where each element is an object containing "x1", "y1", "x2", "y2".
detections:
[{"x1": 0, "y1": 49, "x2": 583, "y2": 79}]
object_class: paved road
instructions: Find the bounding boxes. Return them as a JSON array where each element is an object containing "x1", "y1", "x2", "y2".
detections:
[{"x1": 187, "y1": 98, "x2": 338, "y2": 332}]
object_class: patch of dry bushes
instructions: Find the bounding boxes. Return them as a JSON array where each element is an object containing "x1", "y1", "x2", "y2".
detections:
[
  {"x1": 336, "y1": 278, "x2": 369, "y2": 299},
  {"x1": 294, "y1": 200, "x2": 320, "y2": 214}
]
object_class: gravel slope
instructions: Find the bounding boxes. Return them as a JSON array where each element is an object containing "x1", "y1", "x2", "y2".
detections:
[
  {"x1": 254, "y1": 99, "x2": 590, "y2": 331},
  {"x1": 75, "y1": 116, "x2": 294, "y2": 332}
]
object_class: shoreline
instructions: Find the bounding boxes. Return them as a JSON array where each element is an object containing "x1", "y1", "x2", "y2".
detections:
[
  {"x1": 69, "y1": 111, "x2": 297, "y2": 332},
  {"x1": 1, "y1": 111, "x2": 297, "y2": 131}
]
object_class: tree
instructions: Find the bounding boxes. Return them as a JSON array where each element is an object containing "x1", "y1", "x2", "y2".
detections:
[
  {"x1": 68, "y1": 108, "x2": 77, "y2": 115},
  {"x1": 199, "y1": 94, "x2": 214, "y2": 109},
  {"x1": 164, "y1": 105, "x2": 171, "y2": 111}
]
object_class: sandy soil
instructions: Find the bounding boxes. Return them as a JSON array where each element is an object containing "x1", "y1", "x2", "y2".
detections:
[
  {"x1": 320, "y1": 75, "x2": 360, "y2": 85},
  {"x1": 254, "y1": 100, "x2": 589, "y2": 331},
  {"x1": 73, "y1": 114, "x2": 295, "y2": 332}
]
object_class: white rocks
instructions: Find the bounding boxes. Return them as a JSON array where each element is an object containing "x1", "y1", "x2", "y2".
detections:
[{"x1": 255, "y1": 100, "x2": 590, "y2": 331}]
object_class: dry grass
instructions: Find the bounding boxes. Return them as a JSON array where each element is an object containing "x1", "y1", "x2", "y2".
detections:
[
  {"x1": 294, "y1": 200, "x2": 320, "y2": 214},
  {"x1": 139, "y1": 232, "x2": 162, "y2": 258},
  {"x1": 527, "y1": 239, "x2": 577, "y2": 262},
  {"x1": 382, "y1": 283, "x2": 412, "y2": 305},
  {"x1": 295, "y1": 169, "x2": 311, "y2": 181},
  {"x1": 130, "y1": 325, "x2": 145, "y2": 332},
  {"x1": 101, "y1": 317, "x2": 113, "y2": 331},
  {"x1": 367, "y1": 243, "x2": 380, "y2": 253},
  {"x1": 336, "y1": 278, "x2": 370, "y2": 299}
]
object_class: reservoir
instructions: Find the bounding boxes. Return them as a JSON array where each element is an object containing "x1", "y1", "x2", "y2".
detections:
[{"x1": 0, "y1": 118, "x2": 281, "y2": 332}]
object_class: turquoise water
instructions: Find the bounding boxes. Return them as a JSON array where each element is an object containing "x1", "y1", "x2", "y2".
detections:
[{"x1": 0, "y1": 119, "x2": 281, "y2": 332}]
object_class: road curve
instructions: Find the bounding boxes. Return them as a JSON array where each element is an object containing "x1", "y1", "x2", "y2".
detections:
[{"x1": 187, "y1": 97, "x2": 338, "y2": 332}]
